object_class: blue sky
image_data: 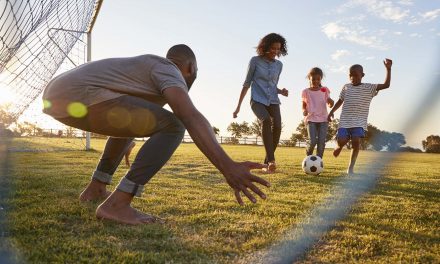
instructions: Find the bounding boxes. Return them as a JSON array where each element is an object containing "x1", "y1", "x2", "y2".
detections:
[{"x1": 24, "y1": 0, "x2": 440, "y2": 148}]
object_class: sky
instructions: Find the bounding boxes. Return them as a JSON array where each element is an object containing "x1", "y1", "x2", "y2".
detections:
[{"x1": 19, "y1": 0, "x2": 440, "y2": 148}]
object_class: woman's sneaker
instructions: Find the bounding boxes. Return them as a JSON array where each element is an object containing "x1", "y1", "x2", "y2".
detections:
[{"x1": 262, "y1": 162, "x2": 276, "y2": 173}]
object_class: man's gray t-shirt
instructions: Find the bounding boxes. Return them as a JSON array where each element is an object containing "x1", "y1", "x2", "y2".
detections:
[{"x1": 42, "y1": 54, "x2": 188, "y2": 118}]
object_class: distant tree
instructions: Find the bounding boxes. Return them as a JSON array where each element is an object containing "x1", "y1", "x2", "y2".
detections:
[
  {"x1": 227, "y1": 122, "x2": 241, "y2": 139},
  {"x1": 286, "y1": 133, "x2": 298, "y2": 147},
  {"x1": 364, "y1": 124, "x2": 383, "y2": 150},
  {"x1": 398, "y1": 146, "x2": 423, "y2": 153},
  {"x1": 0, "y1": 104, "x2": 18, "y2": 136},
  {"x1": 15, "y1": 121, "x2": 35, "y2": 136},
  {"x1": 250, "y1": 119, "x2": 262, "y2": 139},
  {"x1": 224, "y1": 137, "x2": 239, "y2": 144},
  {"x1": 33, "y1": 126, "x2": 43, "y2": 136},
  {"x1": 250, "y1": 119, "x2": 284, "y2": 138},
  {"x1": 326, "y1": 118, "x2": 339, "y2": 142},
  {"x1": 295, "y1": 120, "x2": 307, "y2": 141},
  {"x1": 65, "y1": 126, "x2": 76, "y2": 137},
  {"x1": 212, "y1": 126, "x2": 220, "y2": 136},
  {"x1": 384, "y1": 132, "x2": 406, "y2": 152},
  {"x1": 291, "y1": 119, "x2": 337, "y2": 147},
  {"x1": 422, "y1": 135, "x2": 440, "y2": 153},
  {"x1": 227, "y1": 121, "x2": 251, "y2": 139},
  {"x1": 14, "y1": 121, "x2": 43, "y2": 136},
  {"x1": 363, "y1": 124, "x2": 406, "y2": 151}
]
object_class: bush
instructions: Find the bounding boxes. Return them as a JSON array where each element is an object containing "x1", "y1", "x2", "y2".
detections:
[
  {"x1": 397, "y1": 146, "x2": 423, "y2": 153},
  {"x1": 279, "y1": 139, "x2": 296, "y2": 147},
  {"x1": 0, "y1": 128, "x2": 14, "y2": 137},
  {"x1": 224, "y1": 137, "x2": 239, "y2": 145}
]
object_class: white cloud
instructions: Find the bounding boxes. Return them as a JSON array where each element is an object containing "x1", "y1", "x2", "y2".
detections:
[
  {"x1": 337, "y1": 1, "x2": 439, "y2": 27},
  {"x1": 421, "y1": 9, "x2": 440, "y2": 21},
  {"x1": 408, "y1": 16, "x2": 421, "y2": 25},
  {"x1": 394, "y1": 31, "x2": 403, "y2": 35},
  {"x1": 331, "y1": 50, "x2": 350, "y2": 60},
  {"x1": 365, "y1": 56, "x2": 375, "y2": 60},
  {"x1": 322, "y1": 22, "x2": 389, "y2": 50},
  {"x1": 347, "y1": 0, "x2": 410, "y2": 23},
  {"x1": 409, "y1": 9, "x2": 440, "y2": 25},
  {"x1": 322, "y1": 22, "x2": 345, "y2": 39},
  {"x1": 398, "y1": 0, "x2": 413, "y2": 6},
  {"x1": 410, "y1": 33, "x2": 422, "y2": 38}
]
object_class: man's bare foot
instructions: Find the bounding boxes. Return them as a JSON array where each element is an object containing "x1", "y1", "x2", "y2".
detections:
[
  {"x1": 346, "y1": 169, "x2": 355, "y2": 176},
  {"x1": 333, "y1": 147, "x2": 342, "y2": 157},
  {"x1": 79, "y1": 180, "x2": 111, "y2": 202},
  {"x1": 96, "y1": 204, "x2": 162, "y2": 225},
  {"x1": 96, "y1": 191, "x2": 163, "y2": 225}
]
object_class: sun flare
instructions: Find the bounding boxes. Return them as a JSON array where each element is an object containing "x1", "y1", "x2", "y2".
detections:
[{"x1": 0, "y1": 83, "x2": 18, "y2": 106}]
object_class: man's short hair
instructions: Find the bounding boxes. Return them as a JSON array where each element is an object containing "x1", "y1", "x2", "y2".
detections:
[{"x1": 166, "y1": 44, "x2": 195, "y2": 61}]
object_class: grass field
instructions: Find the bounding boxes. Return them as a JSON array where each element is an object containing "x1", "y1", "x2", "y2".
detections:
[{"x1": 1, "y1": 138, "x2": 439, "y2": 263}]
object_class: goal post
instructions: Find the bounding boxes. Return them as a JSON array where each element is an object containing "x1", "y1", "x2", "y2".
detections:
[
  {"x1": 0, "y1": 0, "x2": 104, "y2": 151},
  {"x1": 86, "y1": 32, "x2": 92, "y2": 150},
  {"x1": 85, "y1": 0, "x2": 103, "y2": 150}
]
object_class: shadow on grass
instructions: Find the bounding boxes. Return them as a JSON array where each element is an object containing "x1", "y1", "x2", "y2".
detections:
[
  {"x1": 6, "y1": 154, "x2": 222, "y2": 263},
  {"x1": 0, "y1": 139, "x2": 22, "y2": 263},
  {"x1": 375, "y1": 178, "x2": 440, "y2": 203},
  {"x1": 348, "y1": 215, "x2": 439, "y2": 244}
]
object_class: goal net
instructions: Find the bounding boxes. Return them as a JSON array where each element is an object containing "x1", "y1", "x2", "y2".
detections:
[{"x1": 0, "y1": 0, "x2": 103, "y2": 151}]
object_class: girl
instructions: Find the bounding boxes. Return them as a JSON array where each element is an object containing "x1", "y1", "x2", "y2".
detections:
[
  {"x1": 233, "y1": 33, "x2": 289, "y2": 173},
  {"x1": 302, "y1": 67, "x2": 334, "y2": 158}
]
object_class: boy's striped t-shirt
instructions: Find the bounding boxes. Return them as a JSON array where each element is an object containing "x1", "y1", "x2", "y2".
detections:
[{"x1": 338, "y1": 83, "x2": 378, "y2": 130}]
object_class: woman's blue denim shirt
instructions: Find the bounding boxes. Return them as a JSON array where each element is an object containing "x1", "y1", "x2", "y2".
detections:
[{"x1": 243, "y1": 56, "x2": 283, "y2": 106}]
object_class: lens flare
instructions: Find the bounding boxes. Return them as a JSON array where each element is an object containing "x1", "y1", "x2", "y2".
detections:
[{"x1": 67, "y1": 102, "x2": 87, "y2": 118}]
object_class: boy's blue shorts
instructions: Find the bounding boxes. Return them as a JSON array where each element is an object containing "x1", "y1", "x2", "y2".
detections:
[{"x1": 336, "y1": 127, "x2": 365, "y2": 139}]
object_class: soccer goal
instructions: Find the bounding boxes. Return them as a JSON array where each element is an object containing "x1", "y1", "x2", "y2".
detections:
[{"x1": 0, "y1": 0, "x2": 104, "y2": 151}]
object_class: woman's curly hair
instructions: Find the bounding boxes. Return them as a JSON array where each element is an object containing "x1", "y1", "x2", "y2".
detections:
[{"x1": 256, "y1": 33, "x2": 288, "y2": 57}]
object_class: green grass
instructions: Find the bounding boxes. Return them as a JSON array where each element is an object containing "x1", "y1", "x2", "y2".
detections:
[{"x1": 2, "y1": 138, "x2": 439, "y2": 263}]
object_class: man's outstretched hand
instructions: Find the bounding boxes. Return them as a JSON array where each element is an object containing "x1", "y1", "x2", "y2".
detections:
[{"x1": 222, "y1": 161, "x2": 271, "y2": 205}]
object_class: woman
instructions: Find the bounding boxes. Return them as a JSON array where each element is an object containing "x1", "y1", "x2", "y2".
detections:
[{"x1": 233, "y1": 33, "x2": 288, "y2": 173}]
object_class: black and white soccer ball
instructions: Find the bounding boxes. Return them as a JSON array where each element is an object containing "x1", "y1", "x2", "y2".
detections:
[{"x1": 302, "y1": 155, "x2": 324, "y2": 175}]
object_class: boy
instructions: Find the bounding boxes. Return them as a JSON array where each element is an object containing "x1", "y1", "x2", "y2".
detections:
[{"x1": 328, "y1": 59, "x2": 392, "y2": 175}]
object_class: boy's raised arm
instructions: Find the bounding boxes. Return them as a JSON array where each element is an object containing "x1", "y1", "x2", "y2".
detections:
[{"x1": 377, "y1": 58, "x2": 392, "y2": 91}]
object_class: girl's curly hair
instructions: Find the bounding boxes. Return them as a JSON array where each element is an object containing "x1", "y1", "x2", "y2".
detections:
[{"x1": 256, "y1": 33, "x2": 288, "y2": 57}]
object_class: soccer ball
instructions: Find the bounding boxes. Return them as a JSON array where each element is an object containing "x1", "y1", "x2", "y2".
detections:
[{"x1": 302, "y1": 155, "x2": 324, "y2": 175}]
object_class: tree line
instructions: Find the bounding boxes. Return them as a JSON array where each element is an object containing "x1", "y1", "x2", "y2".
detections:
[
  {"x1": 223, "y1": 118, "x2": 437, "y2": 153},
  {"x1": 1, "y1": 104, "x2": 439, "y2": 153}
]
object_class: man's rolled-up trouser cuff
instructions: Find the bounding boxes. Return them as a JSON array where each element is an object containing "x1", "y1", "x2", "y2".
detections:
[
  {"x1": 116, "y1": 177, "x2": 144, "y2": 197},
  {"x1": 92, "y1": 170, "x2": 112, "y2": 184}
]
